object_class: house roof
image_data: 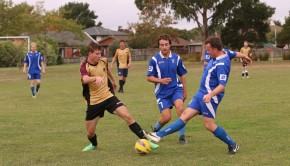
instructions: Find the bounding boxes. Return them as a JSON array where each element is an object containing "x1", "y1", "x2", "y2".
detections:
[
  {"x1": 83, "y1": 26, "x2": 128, "y2": 36},
  {"x1": 98, "y1": 36, "x2": 129, "y2": 46},
  {"x1": 171, "y1": 38, "x2": 190, "y2": 47},
  {"x1": 270, "y1": 25, "x2": 282, "y2": 33},
  {"x1": 48, "y1": 31, "x2": 93, "y2": 46}
]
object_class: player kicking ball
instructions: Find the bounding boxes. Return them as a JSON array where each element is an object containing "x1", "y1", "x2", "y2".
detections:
[{"x1": 144, "y1": 36, "x2": 252, "y2": 154}]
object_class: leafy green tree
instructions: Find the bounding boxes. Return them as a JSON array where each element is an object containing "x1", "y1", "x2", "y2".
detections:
[
  {"x1": 0, "y1": 41, "x2": 22, "y2": 67},
  {"x1": 130, "y1": 0, "x2": 178, "y2": 48},
  {"x1": 59, "y1": 2, "x2": 102, "y2": 28},
  {"x1": 219, "y1": 1, "x2": 275, "y2": 50},
  {"x1": 277, "y1": 15, "x2": 290, "y2": 48}
]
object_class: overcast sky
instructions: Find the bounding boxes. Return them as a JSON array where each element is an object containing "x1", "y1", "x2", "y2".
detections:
[{"x1": 13, "y1": 0, "x2": 290, "y2": 30}]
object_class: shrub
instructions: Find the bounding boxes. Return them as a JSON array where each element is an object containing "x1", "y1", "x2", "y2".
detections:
[
  {"x1": 260, "y1": 52, "x2": 269, "y2": 61},
  {"x1": 0, "y1": 41, "x2": 23, "y2": 67}
]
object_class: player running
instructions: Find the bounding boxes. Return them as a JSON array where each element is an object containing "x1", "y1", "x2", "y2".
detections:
[
  {"x1": 147, "y1": 35, "x2": 188, "y2": 144},
  {"x1": 80, "y1": 42, "x2": 158, "y2": 152}
]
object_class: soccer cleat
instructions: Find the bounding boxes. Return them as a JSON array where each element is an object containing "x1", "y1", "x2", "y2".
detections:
[
  {"x1": 32, "y1": 95, "x2": 36, "y2": 98},
  {"x1": 227, "y1": 144, "x2": 239, "y2": 154},
  {"x1": 149, "y1": 141, "x2": 159, "y2": 150},
  {"x1": 246, "y1": 76, "x2": 250, "y2": 79},
  {"x1": 143, "y1": 130, "x2": 161, "y2": 143},
  {"x1": 118, "y1": 90, "x2": 124, "y2": 93},
  {"x1": 82, "y1": 143, "x2": 96, "y2": 152},
  {"x1": 179, "y1": 135, "x2": 188, "y2": 145}
]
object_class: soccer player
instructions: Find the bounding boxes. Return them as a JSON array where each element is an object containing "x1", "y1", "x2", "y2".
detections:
[
  {"x1": 144, "y1": 36, "x2": 252, "y2": 154},
  {"x1": 110, "y1": 40, "x2": 132, "y2": 93},
  {"x1": 240, "y1": 41, "x2": 252, "y2": 79},
  {"x1": 147, "y1": 35, "x2": 188, "y2": 144},
  {"x1": 80, "y1": 42, "x2": 159, "y2": 152},
  {"x1": 23, "y1": 42, "x2": 45, "y2": 98}
]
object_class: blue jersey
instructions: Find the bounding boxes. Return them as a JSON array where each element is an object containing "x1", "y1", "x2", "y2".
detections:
[
  {"x1": 147, "y1": 51, "x2": 187, "y2": 97},
  {"x1": 24, "y1": 51, "x2": 44, "y2": 74},
  {"x1": 196, "y1": 49, "x2": 236, "y2": 104},
  {"x1": 204, "y1": 49, "x2": 236, "y2": 71}
]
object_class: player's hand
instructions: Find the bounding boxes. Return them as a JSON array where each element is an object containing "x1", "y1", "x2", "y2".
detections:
[
  {"x1": 110, "y1": 63, "x2": 113, "y2": 68},
  {"x1": 42, "y1": 69, "x2": 46, "y2": 75},
  {"x1": 22, "y1": 69, "x2": 26, "y2": 74},
  {"x1": 128, "y1": 63, "x2": 131, "y2": 69},
  {"x1": 203, "y1": 93, "x2": 212, "y2": 103},
  {"x1": 112, "y1": 82, "x2": 117, "y2": 90},
  {"x1": 95, "y1": 76, "x2": 104, "y2": 84},
  {"x1": 183, "y1": 91, "x2": 187, "y2": 101},
  {"x1": 161, "y1": 78, "x2": 172, "y2": 84},
  {"x1": 242, "y1": 57, "x2": 252, "y2": 65}
]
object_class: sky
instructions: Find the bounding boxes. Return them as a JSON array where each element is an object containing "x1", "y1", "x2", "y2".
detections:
[{"x1": 12, "y1": 0, "x2": 290, "y2": 30}]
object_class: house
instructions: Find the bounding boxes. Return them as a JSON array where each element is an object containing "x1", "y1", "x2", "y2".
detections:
[
  {"x1": 170, "y1": 38, "x2": 190, "y2": 54},
  {"x1": 188, "y1": 40, "x2": 202, "y2": 53},
  {"x1": 47, "y1": 31, "x2": 92, "y2": 59},
  {"x1": 83, "y1": 26, "x2": 129, "y2": 56}
]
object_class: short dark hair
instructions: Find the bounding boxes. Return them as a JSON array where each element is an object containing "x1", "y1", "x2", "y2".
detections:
[
  {"x1": 87, "y1": 41, "x2": 102, "y2": 54},
  {"x1": 205, "y1": 36, "x2": 223, "y2": 51},
  {"x1": 157, "y1": 35, "x2": 171, "y2": 45},
  {"x1": 119, "y1": 40, "x2": 126, "y2": 43}
]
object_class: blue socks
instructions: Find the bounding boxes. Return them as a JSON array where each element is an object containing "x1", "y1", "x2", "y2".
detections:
[
  {"x1": 213, "y1": 126, "x2": 235, "y2": 145},
  {"x1": 31, "y1": 87, "x2": 35, "y2": 96},
  {"x1": 178, "y1": 126, "x2": 186, "y2": 137},
  {"x1": 154, "y1": 121, "x2": 163, "y2": 131},
  {"x1": 156, "y1": 118, "x2": 185, "y2": 138}
]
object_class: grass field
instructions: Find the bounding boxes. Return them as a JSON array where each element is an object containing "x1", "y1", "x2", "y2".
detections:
[{"x1": 1, "y1": 61, "x2": 290, "y2": 166}]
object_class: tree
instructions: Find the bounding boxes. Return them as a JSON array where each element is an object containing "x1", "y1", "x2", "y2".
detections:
[
  {"x1": 130, "y1": 0, "x2": 179, "y2": 48},
  {"x1": 59, "y1": 2, "x2": 102, "y2": 28},
  {"x1": 277, "y1": 16, "x2": 290, "y2": 48},
  {"x1": 219, "y1": 1, "x2": 275, "y2": 50},
  {"x1": 135, "y1": 0, "x2": 233, "y2": 56}
]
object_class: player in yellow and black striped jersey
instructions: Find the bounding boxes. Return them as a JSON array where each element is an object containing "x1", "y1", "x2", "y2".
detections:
[
  {"x1": 110, "y1": 40, "x2": 132, "y2": 93},
  {"x1": 240, "y1": 41, "x2": 252, "y2": 79},
  {"x1": 79, "y1": 42, "x2": 159, "y2": 152}
]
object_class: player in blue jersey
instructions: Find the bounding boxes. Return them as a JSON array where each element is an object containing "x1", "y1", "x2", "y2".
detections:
[
  {"x1": 23, "y1": 42, "x2": 45, "y2": 98},
  {"x1": 147, "y1": 35, "x2": 188, "y2": 144},
  {"x1": 203, "y1": 50, "x2": 211, "y2": 70},
  {"x1": 144, "y1": 36, "x2": 252, "y2": 154}
]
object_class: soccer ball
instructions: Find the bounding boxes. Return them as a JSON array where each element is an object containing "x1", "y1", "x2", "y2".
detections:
[{"x1": 134, "y1": 139, "x2": 151, "y2": 155}]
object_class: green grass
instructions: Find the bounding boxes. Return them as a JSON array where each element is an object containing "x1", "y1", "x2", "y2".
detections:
[{"x1": 1, "y1": 61, "x2": 290, "y2": 166}]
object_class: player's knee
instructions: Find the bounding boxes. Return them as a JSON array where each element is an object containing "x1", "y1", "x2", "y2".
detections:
[
  {"x1": 162, "y1": 115, "x2": 171, "y2": 123},
  {"x1": 87, "y1": 130, "x2": 95, "y2": 138},
  {"x1": 203, "y1": 123, "x2": 215, "y2": 132}
]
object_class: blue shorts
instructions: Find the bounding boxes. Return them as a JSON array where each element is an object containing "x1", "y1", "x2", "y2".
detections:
[
  {"x1": 118, "y1": 68, "x2": 128, "y2": 77},
  {"x1": 28, "y1": 73, "x2": 41, "y2": 80},
  {"x1": 156, "y1": 88, "x2": 183, "y2": 112},
  {"x1": 187, "y1": 96, "x2": 218, "y2": 118}
]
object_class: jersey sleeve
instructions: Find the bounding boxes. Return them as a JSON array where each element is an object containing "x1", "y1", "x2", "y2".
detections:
[
  {"x1": 24, "y1": 54, "x2": 29, "y2": 63},
  {"x1": 80, "y1": 61, "x2": 89, "y2": 77},
  {"x1": 225, "y1": 49, "x2": 237, "y2": 60},
  {"x1": 39, "y1": 52, "x2": 44, "y2": 62},
  {"x1": 177, "y1": 57, "x2": 187, "y2": 76},
  {"x1": 216, "y1": 62, "x2": 230, "y2": 86},
  {"x1": 147, "y1": 58, "x2": 157, "y2": 77}
]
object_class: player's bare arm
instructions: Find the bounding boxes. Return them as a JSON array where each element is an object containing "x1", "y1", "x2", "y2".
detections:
[
  {"x1": 82, "y1": 75, "x2": 103, "y2": 84},
  {"x1": 179, "y1": 75, "x2": 187, "y2": 100},
  {"x1": 107, "y1": 68, "x2": 117, "y2": 90},
  {"x1": 41, "y1": 62, "x2": 46, "y2": 75},
  {"x1": 110, "y1": 54, "x2": 117, "y2": 68},
  {"x1": 147, "y1": 76, "x2": 172, "y2": 84},
  {"x1": 236, "y1": 52, "x2": 252, "y2": 64},
  {"x1": 23, "y1": 63, "x2": 27, "y2": 73},
  {"x1": 203, "y1": 84, "x2": 225, "y2": 103}
]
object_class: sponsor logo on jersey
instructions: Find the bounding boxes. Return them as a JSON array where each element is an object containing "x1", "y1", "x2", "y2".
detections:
[
  {"x1": 220, "y1": 74, "x2": 227, "y2": 81},
  {"x1": 148, "y1": 66, "x2": 153, "y2": 72}
]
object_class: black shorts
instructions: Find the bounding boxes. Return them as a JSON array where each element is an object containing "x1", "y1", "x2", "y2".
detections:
[
  {"x1": 242, "y1": 62, "x2": 248, "y2": 67},
  {"x1": 118, "y1": 68, "x2": 128, "y2": 77},
  {"x1": 86, "y1": 96, "x2": 124, "y2": 121}
]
